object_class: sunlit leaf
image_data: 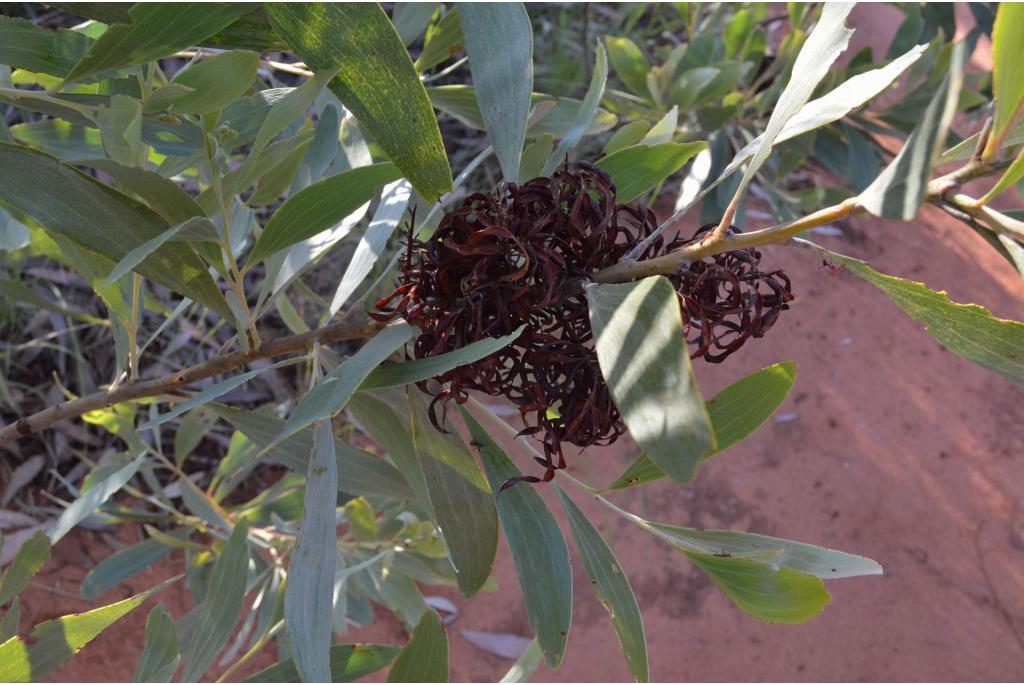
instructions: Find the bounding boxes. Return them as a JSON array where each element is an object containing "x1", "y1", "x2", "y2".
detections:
[
  {"x1": 988, "y1": 3, "x2": 1024, "y2": 152},
  {"x1": 555, "y1": 486, "x2": 647, "y2": 682},
  {"x1": 605, "y1": 36, "x2": 651, "y2": 98},
  {"x1": 248, "y1": 162, "x2": 399, "y2": 264}
]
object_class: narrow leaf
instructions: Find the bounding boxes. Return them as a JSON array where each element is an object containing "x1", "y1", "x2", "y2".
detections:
[
  {"x1": 210, "y1": 404, "x2": 414, "y2": 501},
  {"x1": 723, "y1": 4, "x2": 854, "y2": 213},
  {"x1": 409, "y1": 397, "x2": 497, "y2": 598},
  {"x1": 605, "y1": 36, "x2": 651, "y2": 98},
  {"x1": 81, "y1": 537, "x2": 173, "y2": 600},
  {"x1": 499, "y1": 638, "x2": 543, "y2": 683},
  {"x1": 139, "y1": 368, "x2": 269, "y2": 430},
  {"x1": 543, "y1": 41, "x2": 608, "y2": 175},
  {"x1": 133, "y1": 604, "x2": 180, "y2": 683},
  {"x1": 386, "y1": 609, "x2": 448, "y2": 683},
  {"x1": 328, "y1": 179, "x2": 412, "y2": 315},
  {"x1": 181, "y1": 519, "x2": 250, "y2": 681},
  {"x1": 0, "y1": 16, "x2": 91, "y2": 77},
  {"x1": 164, "y1": 50, "x2": 260, "y2": 115},
  {"x1": 596, "y1": 141, "x2": 706, "y2": 203},
  {"x1": 360, "y1": 326, "x2": 524, "y2": 390},
  {"x1": 428, "y1": 86, "x2": 617, "y2": 139},
  {"x1": 105, "y1": 217, "x2": 216, "y2": 285},
  {"x1": 265, "y1": 3, "x2": 453, "y2": 200},
  {"x1": 248, "y1": 162, "x2": 400, "y2": 264},
  {"x1": 0, "y1": 576, "x2": 177, "y2": 681},
  {"x1": 0, "y1": 142, "x2": 231, "y2": 319},
  {"x1": 62, "y1": 4, "x2": 253, "y2": 84},
  {"x1": 725, "y1": 44, "x2": 927, "y2": 178},
  {"x1": 0, "y1": 532, "x2": 49, "y2": 606},
  {"x1": 460, "y1": 3, "x2": 533, "y2": 182},
  {"x1": 647, "y1": 523, "x2": 882, "y2": 579},
  {"x1": 858, "y1": 43, "x2": 964, "y2": 220},
  {"x1": 555, "y1": 486, "x2": 647, "y2": 682},
  {"x1": 462, "y1": 408, "x2": 571, "y2": 668},
  {"x1": 685, "y1": 553, "x2": 830, "y2": 624},
  {"x1": 588, "y1": 276, "x2": 714, "y2": 484},
  {"x1": 392, "y1": 3, "x2": 439, "y2": 46},
  {"x1": 49, "y1": 454, "x2": 144, "y2": 545},
  {"x1": 989, "y1": 3, "x2": 1024, "y2": 149},
  {"x1": 606, "y1": 362, "x2": 797, "y2": 491},
  {"x1": 285, "y1": 420, "x2": 337, "y2": 682},
  {"x1": 824, "y1": 247, "x2": 1024, "y2": 386}
]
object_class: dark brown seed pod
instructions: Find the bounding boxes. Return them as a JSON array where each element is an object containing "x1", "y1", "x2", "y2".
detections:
[{"x1": 372, "y1": 162, "x2": 793, "y2": 486}]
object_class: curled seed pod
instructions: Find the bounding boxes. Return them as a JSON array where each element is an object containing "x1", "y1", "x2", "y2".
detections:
[{"x1": 372, "y1": 163, "x2": 793, "y2": 486}]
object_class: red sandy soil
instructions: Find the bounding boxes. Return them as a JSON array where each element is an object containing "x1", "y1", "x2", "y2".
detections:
[{"x1": 8, "y1": 4, "x2": 1024, "y2": 682}]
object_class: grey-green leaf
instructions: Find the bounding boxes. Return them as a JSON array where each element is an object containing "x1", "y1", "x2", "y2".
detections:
[
  {"x1": 409, "y1": 396, "x2": 497, "y2": 598},
  {"x1": 139, "y1": 368, "x2": 270, "y2": 431},
  {"x1": 0, "y1": 142, "x2": 231, "y2": 319},
  {"x1": 647, "y1": 523, "x2": 882, "y2": 579},
  {"x1": 460, "y1": 3, "x2": 533, "y2": 182},
  {"x1": 543, "y1": 41, "x2": 608, "y2": 175},
  {"x1": 248, "y1": 162, "x2": 401, "y2": 264},
  {"x1": 133, "y1": 604, "x2": 180, "y2": 683},
  {"x1": 164, "y1": 49, "x2": 260, "y2": 115},
  {"x1": 0, "y1": 16, "x2": 91, "y2": 77},
  {"x1": 265, "y1": 3, "x2": 453, "y2": 201},
  {"x1": 684, "y1": 552, "x2": 830, "y2": 624},
  {"x1": 285, "y1": 420, "x2": 338, "y2": 682},
  {"x1": 49, "y1": 454, "x2": 144, "y2": 545},
  {"x1": 81, "y1": 537, "x2": 173, "y2": 600},
  {"x1": 596, "y1": 141, "x2": 706, "y2": 203},
  {"x1": 428, "y1": 86, "x2": 617, "y2": 139},
  {"x1": 210, "y1": 403, "x2": 413, "y2": 501},
  {"x1": 105, "y1": 217, "x2": 216, "y2": 285},
  {"x1": 181, "y1": 519, "x2": 250, "y2": 681},
  {"x1": 461, "y1": 407, "x2": 571, "y2": 668},
  {"x1": 386, "y1": 609, "x2": 449, "y2": 683},
  {"x1": 62, "y1": 4, "x2": 254, "y2": 84},
  {"x1": 498, "y1": 638, "x2": 543, "y2": 683},
  {"x1": 555, "y1": 485, "x2": 647, "y2": 682},
  {"x1": 823, "y1": 247, "x2": 1024, "y2": 386},
  {"x1": 361, "y1": 326, "x2": 524, "y2": 390},
  {"x1": 858, "y1": 43, "x2": 965, "y2": 220},
  {"x1": 392, "y1": 3, "x2": 439, "y2": 46},
  {"x1": 588, "y1": 276, "x2": 715, "y2": 484}
]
